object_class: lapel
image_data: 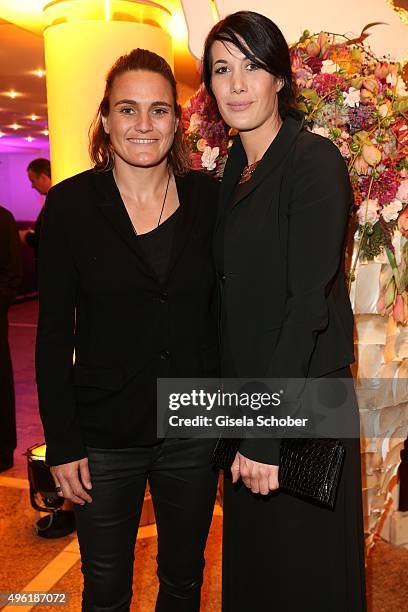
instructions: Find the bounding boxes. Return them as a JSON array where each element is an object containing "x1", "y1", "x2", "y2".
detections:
[
  {"x1": 91, "y1": 169, "x2": 156, "y2": 279},
  {"x1": 165, "y1": 173, "x2": 197, "y2": 283},
  {"x1": 218, "y1": 109, "x2": 305, "y2": 225},
  {"x1": 215, "y1": 136, "x2": 246, "y2": 234},
  {"x1": 90, "y1": 169, "x2": 196, "y2": 285}
]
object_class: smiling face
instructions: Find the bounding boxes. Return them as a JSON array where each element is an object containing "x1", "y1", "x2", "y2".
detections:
[
  {"x1": 102, "y1": 70, "x2": 179, "y2": 169},
  {"x1": 210, "y1": 40, "x2": 283, "y2": 134}
]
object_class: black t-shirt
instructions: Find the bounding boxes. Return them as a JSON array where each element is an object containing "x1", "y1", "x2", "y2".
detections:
[{"x1": 136, "y1": 208, "x2": 180, "y2": 283}]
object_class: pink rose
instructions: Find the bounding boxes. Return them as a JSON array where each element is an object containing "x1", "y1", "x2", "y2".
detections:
[
  {"x1": 357, "y1": 199, "x2": 380, "y2": 225},
  {"x1": 338, "y1": 142, "x2": 350, "y2": 158},
  {"x1": 396, "y1": 179, "x2": 408, "y2": 203}
]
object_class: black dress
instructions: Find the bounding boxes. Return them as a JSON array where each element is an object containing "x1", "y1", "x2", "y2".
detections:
[{"x1": 214, "y1": 109, "x2": 367, "y2": 611}]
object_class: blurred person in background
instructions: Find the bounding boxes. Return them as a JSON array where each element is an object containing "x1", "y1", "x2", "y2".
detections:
[
  {"x1": 25, "y1": 158, "x2": 52, "y2": 260},
  {"x1": 0, "y1": 205, "x2": 23, "y2": 471}
]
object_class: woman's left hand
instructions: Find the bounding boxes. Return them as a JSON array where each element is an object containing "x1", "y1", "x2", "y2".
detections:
[{"x1": 231, "y1": 451, "x2": 279, "y2": 495}]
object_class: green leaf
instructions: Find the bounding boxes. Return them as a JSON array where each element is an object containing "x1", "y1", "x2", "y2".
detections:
[
  {"x1": 400, "y1": 242, "x2": 408, "y2": 292},
  {"x1": 393, "y1": 98, "x2": 408, "y2": 114},
  {"x1": 385, "y1": 246, "x2": 398, "y2": 270},
  {"x1": 300, "y1": 30, "x2": 311, "y2": 42},
  {"x1": 300, "y1": 89, "x2": 321, "y2": 106},
  {"x1": 296, "y1": 101, "x2": 309, "y2": 114}
]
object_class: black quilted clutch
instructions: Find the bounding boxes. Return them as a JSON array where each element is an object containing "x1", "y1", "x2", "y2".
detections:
[{"x1": 212, "y1": 437, "x2": 345, "y2": 510}]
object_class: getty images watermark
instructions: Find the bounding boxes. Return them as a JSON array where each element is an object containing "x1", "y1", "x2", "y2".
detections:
[
  {"x1": 167, "y1": 387, "x2": 308, "y2": 429},
  {"x1": 157, "y1": 378, "x2": 364, "y2": 439}
]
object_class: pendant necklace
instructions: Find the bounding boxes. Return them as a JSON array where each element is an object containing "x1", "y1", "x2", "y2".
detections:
[
  {"x1": 118, "y1": 170, "x2": 171, "y2": 236},
  {"x1": 238, "y1": 160, "x2": 261, "y2": 184}
]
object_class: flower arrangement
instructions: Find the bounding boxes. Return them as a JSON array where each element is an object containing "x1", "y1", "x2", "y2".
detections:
[
  {"x1": 291, "y1": 27, "x2": 408, "y2": 323},
  {"x1": 182, "y1": 26, "x2": 408, "y2": 323},
  {"x1": 181, "y1": 85, "x2": 230, "y2": 177}
]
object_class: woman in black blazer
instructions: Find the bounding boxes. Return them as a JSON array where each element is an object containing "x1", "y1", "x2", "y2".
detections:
[
  {"x1": 36, "y1": 49, "x2": 219, "y2": 612},
  {"x1": 202, "y1": 11, "x2": 366, "y2": 611}
]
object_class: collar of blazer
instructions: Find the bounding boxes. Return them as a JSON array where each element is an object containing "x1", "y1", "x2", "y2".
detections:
[
  {"x1": 219, "y1": 108, "x2": 305, "y2": 219},
  {"x1": 90, "y1": 168, "x2": 197, "y2": 285}
]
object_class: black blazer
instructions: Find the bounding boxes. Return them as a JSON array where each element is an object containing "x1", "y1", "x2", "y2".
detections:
[
  {"x1": 36, "y1": 169, "x2": 219, "y2": 466},
  {"x1": 214, "y1": 109, "x2": 355, "y2": 464}
]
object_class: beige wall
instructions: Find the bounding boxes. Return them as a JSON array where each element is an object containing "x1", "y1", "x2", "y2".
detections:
[{"x1": 182, "y1": 0, "x2": 408, "y2": 61}]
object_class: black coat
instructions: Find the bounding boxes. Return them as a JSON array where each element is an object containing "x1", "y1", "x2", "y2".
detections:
[
  {"x1": 36, "y1": 169, "x2": 219, "y2": 466},
  {"x1": 214, "y1": 109, "x2": 355, "y2": 464}
]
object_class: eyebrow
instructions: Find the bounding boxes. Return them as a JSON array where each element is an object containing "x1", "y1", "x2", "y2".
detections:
[
  {"x1": 114, "y1": 99, "x2": 172, "y2": 107},
  {"x1": 213, "y1": 59, "x2": 228, "y2": 66}
]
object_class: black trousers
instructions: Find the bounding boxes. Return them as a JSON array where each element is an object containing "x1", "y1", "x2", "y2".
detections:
[
  {"x1": 74, "y1": 437, "x2": 219, "y2": 612},
  {"x1": 0, "y1": 306, "x2": 17, "y2": 454}
]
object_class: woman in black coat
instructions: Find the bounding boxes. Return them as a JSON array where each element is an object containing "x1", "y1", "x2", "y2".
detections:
[
  {"x1": 202, "y1": 11, "x2": 367, "y2": 611},
  {"x1": 36, "y1": 49, "x2": 219, "y2": 612}
]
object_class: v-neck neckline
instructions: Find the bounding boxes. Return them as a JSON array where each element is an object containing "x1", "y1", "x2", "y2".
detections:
[{"x1": 92, "y1": 169, "x2": 197, "y2": 287}]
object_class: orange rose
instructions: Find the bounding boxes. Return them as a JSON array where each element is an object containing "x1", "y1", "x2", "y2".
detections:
[
  {"x1": 397, "y1": 207, "x2": 408, "y2": 237},
  {"x1": 360, "y1": 89, "x2": 375, "y2": 105},
  {"x1": 374, "y1": 62, "x2": 391, "y2": 80},
  {"x1": 354, "y1": 155, "x2": 369, "y2": 175},
  {"x1": 361, "y1": 143, "x2": 381, "y2": 167},
  {"x1": 362, "y1": 78, "x2": 379, "y2": 94},
  {"x1": 306, "y1": 41, "x2": 320, "y2": 57}
]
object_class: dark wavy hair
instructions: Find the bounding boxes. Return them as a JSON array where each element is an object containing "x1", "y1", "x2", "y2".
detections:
[
  {"x1": 89, "y1": 48, "x2": 191, "y2": 175},
  {"x1": 202, "y1": 11, "x2": 296, "y2": 116}
]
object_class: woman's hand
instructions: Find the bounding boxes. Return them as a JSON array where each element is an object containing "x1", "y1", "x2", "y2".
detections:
[
  {"x1": 231, "y1": 451, "x2": 279, "y2": 495},
  {"x1": 50, "y1": 458, "x2": 93, "y2": 505}
]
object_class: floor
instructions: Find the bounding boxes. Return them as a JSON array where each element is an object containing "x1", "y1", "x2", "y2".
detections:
[{"x1": 0, "y1": 299, "x2": 407, "y2": 611}]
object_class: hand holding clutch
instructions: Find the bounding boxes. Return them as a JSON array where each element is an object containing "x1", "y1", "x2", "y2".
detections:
[
  {"x1": 212, "y1": 437, "x2": 345, "y2": 509},
  {"x1": 231, "y1": 451, "x2": 279, "y2": 495}
]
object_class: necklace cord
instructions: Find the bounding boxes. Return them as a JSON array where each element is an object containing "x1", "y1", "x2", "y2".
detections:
[
  {"x1": 117, "y1": 168, "x2": 172, "y2": 236},
  {"x1": 157, "y1": 170, "x2": 171, "y2": 227}
]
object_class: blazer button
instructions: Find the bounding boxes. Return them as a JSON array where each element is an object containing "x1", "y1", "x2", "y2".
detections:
[
  {"x1": 218, "y1": 273, "x2": 226, "y2": 282},
  {"x1": 160, "y1": 350, "x2": 170, "y2": 360},
  {"x1": 160, "y1": 291, "x2": 168, "y2": 303}
]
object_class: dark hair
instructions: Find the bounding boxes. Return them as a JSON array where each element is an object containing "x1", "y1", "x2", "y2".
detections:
[
  {"x1": 27, "y1": 158, "x2": 51, "y2": 178},
  {"x1": 202, "y1": 11, "x2": 296, "y2": 116},
  {"x1": 89, "y1": 48, "x2": 191, "y2": 175}
]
